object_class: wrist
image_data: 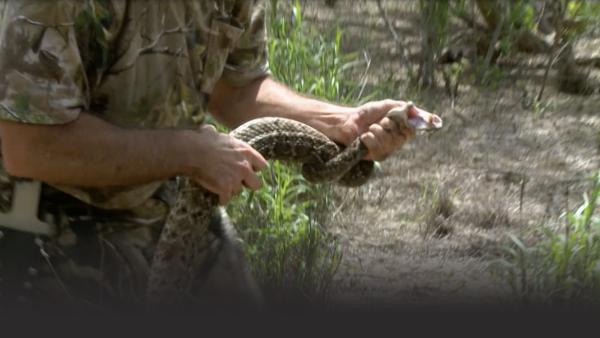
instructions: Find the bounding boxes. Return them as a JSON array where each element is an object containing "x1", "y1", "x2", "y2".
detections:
[
  {"x1": 169, "y1": 129, "x2": 202, "y2": 177},
  {"x1": 304, "y1": 105, "x2": 358, "y2": 145},
  {"x1": 320, "y1": 107, "x2": 360, "y2": 145}
]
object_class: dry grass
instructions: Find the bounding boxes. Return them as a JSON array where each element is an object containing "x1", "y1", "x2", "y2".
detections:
[
  {"x1": 295, "y1": 0, "x2": 600, "y2": 306},
  {"x1": 416, "y1": 184, "x2": 455, "y2": 239}
]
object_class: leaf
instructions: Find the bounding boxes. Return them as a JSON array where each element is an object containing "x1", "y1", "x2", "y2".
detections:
[{"x1": 508, "y1": 233, "x2": 529, "y2": 253}]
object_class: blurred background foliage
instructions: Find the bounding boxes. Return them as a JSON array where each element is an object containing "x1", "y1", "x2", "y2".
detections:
[{"x1": 226, "y1": 0, "x2": 600, "y2": 306}]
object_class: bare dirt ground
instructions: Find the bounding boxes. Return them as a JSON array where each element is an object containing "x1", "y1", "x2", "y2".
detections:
[{"x1": 301, "y1": 0, "x2": 600, "y2": 307}]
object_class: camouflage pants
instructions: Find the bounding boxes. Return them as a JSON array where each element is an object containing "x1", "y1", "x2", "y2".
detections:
[{"x1": 0, "y1": 183, "x2": 262, "y2": 311}]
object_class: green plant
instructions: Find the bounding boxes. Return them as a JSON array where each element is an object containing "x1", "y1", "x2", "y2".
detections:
[
  {"x1": 267, "y1": 0, "x2": 364, "y2": 103},
  {"x1": 492, "y1": 172, "x2": 600, "y2": 305},
  {"x1": 227, "y1": 162, "x2": 341, "y2": 302},
  {"x1": 565, "y1": 0, "x2": 600, "y2": 36},
  {"x1": 226, "y1": 0, "x2": 363, "y2": 303}
]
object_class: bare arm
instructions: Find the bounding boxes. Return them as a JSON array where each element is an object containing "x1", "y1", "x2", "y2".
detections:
[
  {"x1": 0, "y1": 113, "x2": 191, "y2": 186},
  {"x1": 209, "y1": 76, "x2": 356, "y2": 144},
  {"x1": 0, "y1": 112, "x2": 267, "y2": 203},
  {"x1": 209, "y1": 76, "x2": 414, "y2": 160}
]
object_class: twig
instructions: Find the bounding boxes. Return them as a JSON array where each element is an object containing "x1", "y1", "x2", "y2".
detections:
[
  {"x1": 535, "y1": 2, "x2": 547, "y2": 29},
  {"x1": 519, "y1": 179, "x2": 526, "y2": 215},
  {"x1": 537, "y1": 1, "x2": 572, "y2": 103},
  {"x1": 357, "y1": 50, "x2": 372, "y2": 100},
  {"x1": 536, "y1": 41, "x2": 571, "y2": 103},
  {"x1": 441, "y1": 68, "x2": 454, "y2": 105},
  {"x1": 375, "y1": 0, "x2": 415, "y2": 80},
  {"x1": 38, "y1": 243, "x2": 74, "y2": 301},
  {"x1": 476, "y1": 5, "x2": 505, "y2": 84}
]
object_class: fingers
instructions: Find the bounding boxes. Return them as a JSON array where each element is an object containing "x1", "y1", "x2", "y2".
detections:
[
  {"x1": 240, "y1": 156, "x2": 263, "y2": 191},
  {"x1": 217, "y1": 159, "x2": 264, "y2": 205},
  {"x1": 360, "y1": 127, "x2": 385, "y2": 161},
  {"x1": 243, "y1": 169, "x2": 263, "y2": 191},
  {"x1": 357, "y1": 99, "x2": 405, "y2": 126},
  {"x1": 217, "y1": 176, "x2": 258, "y2": 205},
  {"x1": 192, "y1": 131, "x2": 267, "y2": 205},
  {"x1": 235, "y1": 141, "x2": 266, "y2": 197},
  {"x1": 355, "y1": 99, "x2": 432, "y2": 161},
  {"x1": 218, "y1": 188, "x2": 234, "y2": 205},
  {"x1": 242, "y1": 142, "x2": 268, "y2": 171},
  {"x1": 361, "y1": 117, "x2": 410, "y2": 161},
  {"x1": 221, "y1": 144, "x2": 265, "y2": 204}
]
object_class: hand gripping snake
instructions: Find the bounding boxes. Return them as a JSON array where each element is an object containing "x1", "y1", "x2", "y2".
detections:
[{"x1": 146, "y1": 102, "x2": 442, "y2": 304}]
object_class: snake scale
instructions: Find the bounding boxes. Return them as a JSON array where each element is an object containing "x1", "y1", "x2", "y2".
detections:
[{"x1": 146, "y1": 102, "x2": 442, "y2": 304}]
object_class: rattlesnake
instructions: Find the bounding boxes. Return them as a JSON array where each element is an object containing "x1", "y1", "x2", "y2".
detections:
[{"x1": 146, "y1": 102, "x2": 442, "y2": 304}]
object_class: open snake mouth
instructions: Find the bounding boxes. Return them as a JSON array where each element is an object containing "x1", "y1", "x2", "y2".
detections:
[{"x1": 406, "y1": 103, "x2": 443, "y2": 131}]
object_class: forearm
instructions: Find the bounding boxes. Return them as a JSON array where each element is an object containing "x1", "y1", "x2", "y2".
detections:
[
  {"x1": 0, "y1": 113, "x2": 191, "y2": 187},
  {"x1": 209, "y1": 76, "x2": 356, "y2": 141}
]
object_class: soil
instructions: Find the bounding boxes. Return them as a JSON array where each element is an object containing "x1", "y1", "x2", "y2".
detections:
[{"x1": 299, "y1": 0, "x2": 600, "y2": 307}]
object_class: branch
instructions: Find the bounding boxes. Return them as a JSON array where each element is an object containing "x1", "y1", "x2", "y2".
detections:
[
  {"x1": 375, "y1": 0, "x2": 415, "y2": 80},
  {"x1": 537, "y1": 41, "x2": 571, "y2": 102},
  {"x1": 475, "y1": 5, "x2": 505, "y2": 84}
]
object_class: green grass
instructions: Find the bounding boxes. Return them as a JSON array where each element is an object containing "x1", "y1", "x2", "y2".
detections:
[
  {"x1": 226, "y1": 0, "x2": 364, "y2": 303},
  {"x1": 492, "y1": 172, "x2": 600, "y2": 305},
  {"x1": 227, "y1": 162, "x2": 341, "y2": 302},
  {"x1": 267, "y1": 0, "x2": 365, "y2": 104}
]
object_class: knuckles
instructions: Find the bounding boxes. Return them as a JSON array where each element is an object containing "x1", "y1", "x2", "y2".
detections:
[
  {"x1": 382, "y1": 99, "x2": 399, "y2": 107},
  {"x1": 236, "y1": 160, "x2": 253, "y2": 175}
]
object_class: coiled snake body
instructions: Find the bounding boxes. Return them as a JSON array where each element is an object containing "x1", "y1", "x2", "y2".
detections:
[{"x1": 146, "y1": 103, "x2": 442, "y2": 304}]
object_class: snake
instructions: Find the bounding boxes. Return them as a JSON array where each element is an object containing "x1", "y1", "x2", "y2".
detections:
[{"x1": 146, "y1": 102, "x2": 443, "y2": 304}]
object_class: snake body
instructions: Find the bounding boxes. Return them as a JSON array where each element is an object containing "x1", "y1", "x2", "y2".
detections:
[{"x1": 146, "y1": 103, "x2": 442, "y2": 304}]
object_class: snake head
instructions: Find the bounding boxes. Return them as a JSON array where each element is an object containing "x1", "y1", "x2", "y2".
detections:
[{"x1": 387, "y1": 101, "x2": 443, "y2": 133}]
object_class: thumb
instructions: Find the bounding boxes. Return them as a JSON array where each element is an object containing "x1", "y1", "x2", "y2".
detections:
[
  {"x1": 357, "y1": 100, "x2": 405, "y2": 126},
  {"x1": 197, "y1": 124, "x2": 218, "y2": 135}
]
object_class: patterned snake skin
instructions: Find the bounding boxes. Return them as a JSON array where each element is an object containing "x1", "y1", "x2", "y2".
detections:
[{"x1": 146, "y1": 103, "x2": 442, "y2": 304}]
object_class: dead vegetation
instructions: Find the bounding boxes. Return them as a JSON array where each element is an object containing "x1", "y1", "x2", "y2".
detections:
[
  {"x1": 416, "y1": 184, "x2": 455, "y2": 239},
  {"x1": 298, "y1": 0, "x2": 600, "y2": 306}
]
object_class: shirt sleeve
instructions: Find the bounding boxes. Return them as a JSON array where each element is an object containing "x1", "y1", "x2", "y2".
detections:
[
  {"x1": 221, "y1": 2, "x2": 271, "y2": 87},
  {"x1": 0, "y1": 0, "x2": 87, "y2": 125}
]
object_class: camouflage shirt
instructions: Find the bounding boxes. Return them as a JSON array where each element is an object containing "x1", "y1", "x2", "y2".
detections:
[{"x1": 0, "y1": 0, "x2": 269, "y2": 209}]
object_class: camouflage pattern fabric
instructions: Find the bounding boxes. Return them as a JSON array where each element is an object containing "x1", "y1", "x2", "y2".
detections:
[
  {"x1": 0, "y1": 0, "x2": 269, "y2": 308},
  {"x1": 0, "y1": 0, "x2": 269, "y2": 209},
  {"x1": 0, "y1": 184, "x2": 168, "y2": 309},
  {"x1": 0, "y1": 183, "x2": 261, "y2": 310}
]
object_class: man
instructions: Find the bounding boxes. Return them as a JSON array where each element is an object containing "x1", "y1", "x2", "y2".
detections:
[{"x1": 0, "y1": 0, "x2": 418, "y2": 309}]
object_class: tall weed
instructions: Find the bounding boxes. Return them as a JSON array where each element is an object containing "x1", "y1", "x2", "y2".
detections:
[
  {"x1": 227, "y1": 0, "x2": 361, "y2": 303},
  {"x1": 267, "y1": 0, "x2": 364, "y2": 103},
  {"x1": 492, "y1": 172, "x2": 600, "y2": 305}
]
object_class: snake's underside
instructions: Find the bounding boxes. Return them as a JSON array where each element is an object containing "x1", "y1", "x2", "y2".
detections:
[{"x1": 146, "y1": 103, "x2": 442, "y2": 304}]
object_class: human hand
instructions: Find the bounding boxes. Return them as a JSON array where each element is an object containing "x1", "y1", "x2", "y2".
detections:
[
  {"x1": 332, "y1": 100, "x2": 428, "y2": 161},
  {"x1": 183, "y1": 125, "x2": 268, "y2": 204}
]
